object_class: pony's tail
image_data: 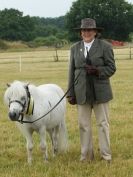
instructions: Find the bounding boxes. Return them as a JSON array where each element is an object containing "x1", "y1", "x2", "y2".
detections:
[{"x1": 58, "y1": 118, "x2": 68, "y2": 153}]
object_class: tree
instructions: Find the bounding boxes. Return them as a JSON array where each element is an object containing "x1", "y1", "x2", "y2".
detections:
[
  {"x1": 31, "y1": 16, "x2": 67, "y2": 39},
  {"x1": 0, "y1": 8, "x2": 35, "y2": 41},
  {"x1": 0, "y1": 9, "x2": 68, "y2": 43},
  {"x1": 66, "y1": 0, "x2": 133, "y2": 41}
]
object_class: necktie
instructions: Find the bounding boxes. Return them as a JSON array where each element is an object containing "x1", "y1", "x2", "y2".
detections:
[{"x1": 86, "y1": 47, "x2": 91, "y2": 65}]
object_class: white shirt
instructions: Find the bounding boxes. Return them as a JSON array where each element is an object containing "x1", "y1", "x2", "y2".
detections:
[{"x1": 84, "y1": 39, "x2": 95, "y2": 58}]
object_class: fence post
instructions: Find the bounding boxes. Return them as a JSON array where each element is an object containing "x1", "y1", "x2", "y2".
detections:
[
  {"x1": 54, "y1": 47, "x2": 59, "y2": 62},
  {"x1": 19, "y1": 55, "x2": 22, "y2": 72},
  {"x1": 129, "y1": 45, "x2": 132, "y2": 60}
]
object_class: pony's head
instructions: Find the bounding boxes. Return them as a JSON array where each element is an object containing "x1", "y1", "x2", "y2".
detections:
[{"x1": 4, "y1": 81, "x2": 30, "y2": 121}]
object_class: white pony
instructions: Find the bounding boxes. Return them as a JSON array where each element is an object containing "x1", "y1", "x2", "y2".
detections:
[{"x1": 4, "y1": 81, "x2": 68, "y2": 164}]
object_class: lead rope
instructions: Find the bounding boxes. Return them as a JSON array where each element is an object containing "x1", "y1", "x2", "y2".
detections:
[{"x1": 17, "y1": 70, "x2": 82, "y2": 124}]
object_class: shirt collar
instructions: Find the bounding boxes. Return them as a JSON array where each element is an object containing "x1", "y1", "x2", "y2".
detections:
[{"x1": 83, "y1": 38, "x2": 95, "y2": 47}]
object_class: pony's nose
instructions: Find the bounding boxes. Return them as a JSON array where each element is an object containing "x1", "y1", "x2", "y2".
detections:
[{"x1": 8, "y1": 112, "x2": 18, "y2": 121}]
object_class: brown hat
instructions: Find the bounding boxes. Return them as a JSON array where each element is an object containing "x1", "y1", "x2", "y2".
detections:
[{"x1": 74, "y1": 18, "x2": 104, "y2": 32}]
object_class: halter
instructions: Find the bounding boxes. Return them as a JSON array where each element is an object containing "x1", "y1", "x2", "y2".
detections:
[
  {"x1": 9, "y1": 99, "x2": 26, "y2": 113},
  {"x1": 9, "y1": 86, "x2": 34, "y2": 122}
]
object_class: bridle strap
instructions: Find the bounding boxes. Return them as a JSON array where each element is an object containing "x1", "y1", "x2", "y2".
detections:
[
  {"x1": 9, "y1": 100, "x2": 26, "y2": 110},
  {"x1": 9, "y1": 86, "x2": 33, "y2": 123},
  {"x1": 25, "y1": 87, "x2": 31, "y2": 114}
]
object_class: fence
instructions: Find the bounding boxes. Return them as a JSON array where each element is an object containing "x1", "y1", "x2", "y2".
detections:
[
  {"x1": 113, "y1": 46, "x2": 133, "y2": 60},
  {"x1": 0, "y1": 46, "x2": 133, "y2": 72}
]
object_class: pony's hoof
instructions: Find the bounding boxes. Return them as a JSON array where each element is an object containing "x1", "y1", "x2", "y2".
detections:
[
  {"x1": 44, "y1": 159, "x2": 49, "y2": 164},
  {"x1": 80, "y1": 156, "x2": 87, "y2": 162},
  {"x1": 28, "y1": 160, "x2": 32, "y2": 165},
  {"x1": 53, "y1": 154, "x2": 56, "y2": 158}
]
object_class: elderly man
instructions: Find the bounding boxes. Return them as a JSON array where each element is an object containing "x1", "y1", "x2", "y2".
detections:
[{"x1": 67, "y1": 18, "x2": 116, "y2": 162}]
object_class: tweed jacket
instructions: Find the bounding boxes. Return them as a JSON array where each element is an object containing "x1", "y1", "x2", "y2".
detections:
[{"x1": 67, "y1": 38, "x2": 116, "y2": 105}]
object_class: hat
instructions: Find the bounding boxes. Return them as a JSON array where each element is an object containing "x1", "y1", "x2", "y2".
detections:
[{"x1": 74, "y1": 18, "x2": 104, "y2": 32}]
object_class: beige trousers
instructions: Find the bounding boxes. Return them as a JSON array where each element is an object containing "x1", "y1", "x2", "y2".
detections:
[{"x1": 77, "y1": 103, "x2": 111, "y2": 161}]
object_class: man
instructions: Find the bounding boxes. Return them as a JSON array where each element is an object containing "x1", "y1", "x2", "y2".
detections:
[{"x1": 67, "y1": 18, "x2": 116, "y2": 162}]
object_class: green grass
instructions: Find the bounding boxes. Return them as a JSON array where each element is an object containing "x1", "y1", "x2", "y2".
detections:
[{"x1": 0, "y1": 50, "x2": 133, "y2": 177}]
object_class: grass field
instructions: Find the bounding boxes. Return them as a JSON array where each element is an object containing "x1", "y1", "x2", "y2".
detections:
[{"x1": 0, "y1": 49, "x2": 133, "y2": 177}]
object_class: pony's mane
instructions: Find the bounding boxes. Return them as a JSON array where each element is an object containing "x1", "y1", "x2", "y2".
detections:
[{"x1": 4, "y1": 81, "x2": 29, "y2": 105}]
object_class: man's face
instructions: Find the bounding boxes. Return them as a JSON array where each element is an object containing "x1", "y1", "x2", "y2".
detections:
[{"x1": 81, "y1": 29, "x2": 97, "y2": 42}]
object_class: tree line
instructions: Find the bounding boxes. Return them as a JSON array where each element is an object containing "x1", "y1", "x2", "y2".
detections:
[
  {"x1": 0, "y1": 0, "x2": 133, "y2": 47},
  {"x1": 66, "y1": 0, "x2": 133, "y2": 42},
  {"x1": 0, "y1": 8, "x2": 68, "y2": 47}
]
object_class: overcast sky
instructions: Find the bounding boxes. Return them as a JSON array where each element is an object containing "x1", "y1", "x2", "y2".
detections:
[{"x1": 0, "y1": 0, "x2": 132, "y2": 18}]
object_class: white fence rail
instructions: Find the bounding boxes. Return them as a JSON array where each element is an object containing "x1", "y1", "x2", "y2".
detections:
[{"x1": 0, "y1": 47, "x2": 132, "y2": 72}]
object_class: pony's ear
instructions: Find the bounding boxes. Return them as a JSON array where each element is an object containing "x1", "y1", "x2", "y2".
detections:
[
  {"x1": 24, "y1": 83, "x2": 30, "y2": 89},
  {"x1": 7, "y1": 83, "x2": 11, "y2": 87}
]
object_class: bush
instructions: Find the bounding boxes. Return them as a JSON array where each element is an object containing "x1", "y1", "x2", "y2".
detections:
[
  {"x1": 0, "y1": 40, "x2": 8, "y2": 49},
  {"x1": 28, "y1": 36, "x2": 69, "y2": 48},
  {"x1": 34, "y1": 36, "x2": 59, "y2": 46},
  {"x1": 129, "y1": 33, "x2": 133, "y2": 42}
]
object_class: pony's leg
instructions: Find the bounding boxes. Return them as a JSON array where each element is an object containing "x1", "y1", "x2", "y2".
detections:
[
  {"x1": 26, "y1": 131, "x2": 33, "y2": 164},
  {"x1": 39, "y1": 127, "x2": 48, "y2": 161},
  {"x1": 48, "y1": 126, "x2": 59, "y2": 157}
]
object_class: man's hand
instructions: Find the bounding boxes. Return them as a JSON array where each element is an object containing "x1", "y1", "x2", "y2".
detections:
[
  {"x1": 85, "y1": 65, "x2": 99, "y2": 76},
  {"x1": 67, "y1": 96, "x2": 77, "y2": 105}
]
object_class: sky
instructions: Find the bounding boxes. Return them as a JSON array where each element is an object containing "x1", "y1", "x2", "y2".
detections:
[
  {"x1": 0, "y1": 0, "x2": 76, "y2": 18},
  {"x1": 0, "y1": 0, "x2": 132, "y2": 18}
]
